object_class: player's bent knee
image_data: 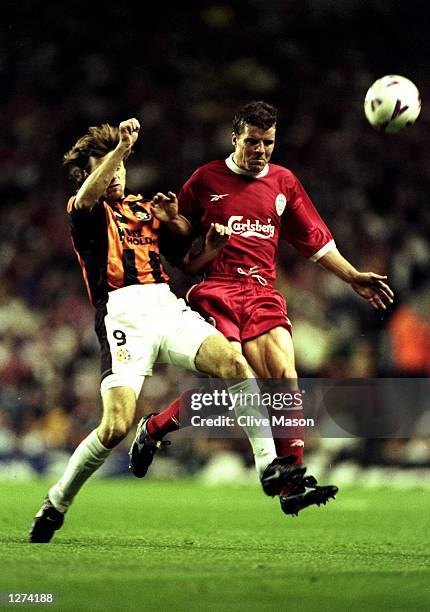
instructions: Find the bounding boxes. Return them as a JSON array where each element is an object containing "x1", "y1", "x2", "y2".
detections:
[
  {"x1": 99, "y1": 387, "x2": 136, "y2": 447},
  {"x1": 226, "y1": 352, "x2": 249, "y2": 379},
  {"x1": 98, "y1": 417, "x2": 131, "y2": 448},
  {"x1": 195, "y1": 334, "x2": 252, "y2": 378},
  {"x1": 280, "y1": 368, "x2": 298, "y2": 383},
  {"x1": 216, "y1": 351, "x2": 251, "y2": 379}
]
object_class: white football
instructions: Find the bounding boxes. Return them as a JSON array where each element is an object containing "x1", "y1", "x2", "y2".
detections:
[{"x1": 364, "y1": 75, "x2": 421, "y2": 133}]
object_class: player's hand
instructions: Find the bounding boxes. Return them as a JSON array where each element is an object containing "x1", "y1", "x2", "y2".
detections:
[
  {"x1": 119, "y1": 118, "x2": 140, "y2": 150},
  {"x1": 205, "y1": 223, "x2": 232, "y2": 251},
  {"x1": 350, "y1": 272, "x2": 394, "y2": 310},
  {"x1": 150, "y1": 191, "x2": 179, "y2": 223}
]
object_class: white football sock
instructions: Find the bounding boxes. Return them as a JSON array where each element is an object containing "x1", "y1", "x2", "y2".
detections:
[
  {"x1": 228, "y1": 379, "x2": 277, "y2": 476},
  {"x1": 49, "y1": 429, "x2": 112, "y2": 513}
]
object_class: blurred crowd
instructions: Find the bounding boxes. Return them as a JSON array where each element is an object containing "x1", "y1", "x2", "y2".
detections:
[{"x1": 1, "y1": 0, "x2": 430, "y2": 480}]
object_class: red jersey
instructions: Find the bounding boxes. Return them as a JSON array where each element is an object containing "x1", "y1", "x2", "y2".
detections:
[
  {"x1": 67, "y1": 194, "x2": 170, "y2": 307},
  {"x1": 178, "y1": 155, "x2": 335, "y2": 284}
]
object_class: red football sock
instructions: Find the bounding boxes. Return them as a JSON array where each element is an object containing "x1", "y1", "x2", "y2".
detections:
[
  {"x1": 274, "y1": 435, "x2": 304, "y2": 464},
  {"x1": 146, "y1": 389, "x2": 196, "y2": 440},
  {"x1": 271, "y1": 407, "x2": 305, "y2": 465}
]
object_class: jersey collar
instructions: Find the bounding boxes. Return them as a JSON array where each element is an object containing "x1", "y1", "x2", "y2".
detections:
[{"x1": 225, "y1": 153, "x2": 269, "y2": 178}]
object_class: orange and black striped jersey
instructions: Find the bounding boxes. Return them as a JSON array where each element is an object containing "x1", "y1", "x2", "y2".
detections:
[{"x1": 67, "y1": 194, "x2": 174, "y2": 307}]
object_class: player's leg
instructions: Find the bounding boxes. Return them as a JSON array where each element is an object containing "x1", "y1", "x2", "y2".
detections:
[
  {"x1": 243, "y1": 327, "x2": 338, "y2": 515},
  {"x1": 143, "y1": 340, "x2": 245, "y2": 441},
  {"x1": 29, "y1": 385, "x2": 138, "y2": 543},
  {"x1": 243, "y1": 326, "x2": 304, "y2": 463},
  {"x1": 50, "y1": 386, "x2": 137, "y2": 510},
  {"x1": 195, "y1": 334, "x2": 279, "y2": 476},
  {"x1": 130, "y1": 329, "x2": 279, "y2": 476},
  {"x1": 141, "y1": 281, "x2": 246, "y2": 440},
  {"x1": 130, "y1": 331, "x2": 304, "y2": 492},
  {"x1": 130, "y1": 296, "x2": 304, "y2": 492},
  {"x1": 194, "y1": 332, "x2": 248, "y2": 377},
  {"x1": 131, "y1": 342, "x2": 247, "y2": 477},
  {"x1": 30, "y1": 287, "x2": 151, "y2": 543},
  {"x1": 191, "y1": 332, "x2": 306, "y2": 491}
]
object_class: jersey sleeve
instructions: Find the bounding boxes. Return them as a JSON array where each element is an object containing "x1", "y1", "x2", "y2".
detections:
[
  {"x1": 177, "y1": 169, "x2": 205, "y2": 235},
  {"x1": 66, "y1": 196, "x2": 104, "y2": 250},
  {"x1": 280, "y1": 175, "x2": 335, "y2": 261}
]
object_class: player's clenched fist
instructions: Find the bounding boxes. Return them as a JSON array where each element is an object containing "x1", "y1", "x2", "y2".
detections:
[{"x1": 119, "y1": 118, "x2": 140, "y2": 149}]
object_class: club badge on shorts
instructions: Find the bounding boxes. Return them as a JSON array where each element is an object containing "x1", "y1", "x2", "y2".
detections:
[
  {"x1": 275, "y1": 194, "x2": 287, "y2": 216},
  {"x1": 116, "y1": 348, "x2": 131, "y2": 362}
]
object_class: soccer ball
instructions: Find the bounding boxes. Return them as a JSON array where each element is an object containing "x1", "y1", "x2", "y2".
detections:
[{"x1": 364, "y1": 75, "x2": 421, "y2": 133}]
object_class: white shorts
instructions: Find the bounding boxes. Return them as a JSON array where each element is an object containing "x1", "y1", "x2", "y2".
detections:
[{"x1": 95, "y1": 284, "x2": 221, "y2": 398}]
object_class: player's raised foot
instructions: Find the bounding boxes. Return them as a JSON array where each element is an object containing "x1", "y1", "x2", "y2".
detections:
[
  {"x1": 260, "y1": 455, "x2": 306, "y2": 497},
  {"x1": 128, "y1": 413, "x2": 171, "y2": 478},
  {"x1": 280, "y1": 475, "x2": 338, "y2": 517},
  {"x1": 29, "y1": 496, "x2": 64, "y2": 543}
]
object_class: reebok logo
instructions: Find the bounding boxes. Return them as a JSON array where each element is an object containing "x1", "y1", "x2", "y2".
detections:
[
  {"x1": 289, "y1": 440, "x2": 305, "y2": 447},
  {"x1": 210, "y1": 194, "x2": 229, "y2": 202}
]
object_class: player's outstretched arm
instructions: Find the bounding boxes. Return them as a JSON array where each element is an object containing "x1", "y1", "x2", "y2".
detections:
[
  {"x1": 182, "y1": 223, "x2": 231, "y2": 275},
  {"x1": 75, "y1": 118, "x2": 140, "y2": 211},
  {"x1": 318, "y1": 247, "x2": 394, "y2": 310},
  {"x1": 150, "y1": 192, "x2": 193, "y2": 235}
]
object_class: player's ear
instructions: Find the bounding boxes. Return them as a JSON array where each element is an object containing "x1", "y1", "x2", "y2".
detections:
[{"x1": 232, "y1": 131, "x2": 237, "y2": 147}]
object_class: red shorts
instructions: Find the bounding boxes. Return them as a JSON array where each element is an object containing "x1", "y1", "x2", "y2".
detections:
[{"x1": 187, "y1": 277, "x2": 292, "y2": 343}]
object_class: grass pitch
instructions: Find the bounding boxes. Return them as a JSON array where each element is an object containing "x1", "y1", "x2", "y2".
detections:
[{"x1": 1, "y1": 478, "x2": 430, "y2": 611}]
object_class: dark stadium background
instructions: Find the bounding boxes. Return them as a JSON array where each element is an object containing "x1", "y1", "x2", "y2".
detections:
[{"x1": 1, "y1": 0, "x2": 430, "y2": 484}]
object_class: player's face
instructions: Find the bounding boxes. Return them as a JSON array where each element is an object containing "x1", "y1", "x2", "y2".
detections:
[
  {"x1": 88, "y1": 155, "x2": 126, "y2": 201},
  {"x1": 232, "y1": 123, "x2": 276, "y2": 173}
]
